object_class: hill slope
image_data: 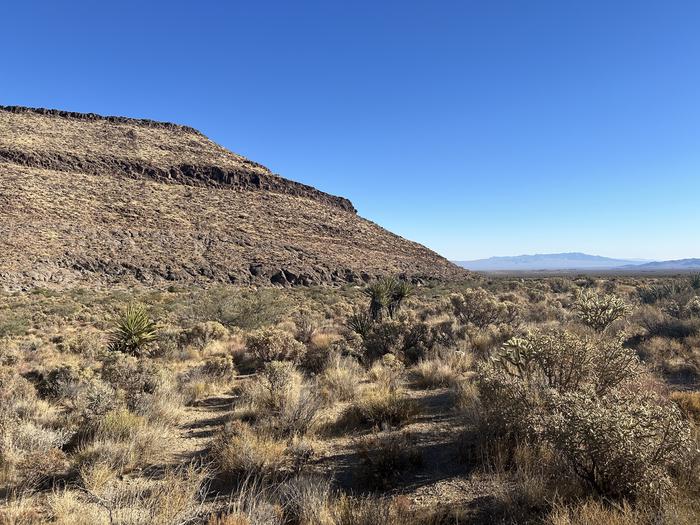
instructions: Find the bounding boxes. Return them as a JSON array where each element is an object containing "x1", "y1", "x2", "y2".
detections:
[
  {"x1": 456, "y1": 252, "x2": 647, "y2": 271},
  {"x1": 0, "y1": 106, "x2": 465, "y2": 290}
]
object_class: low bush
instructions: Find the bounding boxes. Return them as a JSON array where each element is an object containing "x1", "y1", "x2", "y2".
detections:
[
  {"x1": 477, "y1": 328, "x2": 693, "y2": 502},
  {"x1": 451, "y1": 288, "x2": 521, "y2": 329},
  {"x1": 211, "y1": 421, "x2": 312, "y2": 482},
  {"x1": 246, "y1": 327, "x2": 306, "y2": 365},
  {"x1": 240, "y1": 361, "x2": 321, "y2": 437}
]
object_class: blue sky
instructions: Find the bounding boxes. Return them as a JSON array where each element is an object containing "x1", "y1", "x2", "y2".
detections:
[{"x1": 3, "y1": 1, "x2": 699, "y2": 260}]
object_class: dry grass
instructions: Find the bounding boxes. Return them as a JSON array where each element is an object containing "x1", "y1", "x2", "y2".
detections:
[
  {"x1": 343, "y1": 385, "x2": 420, "y2": 430},
  {"x1": 413, "y1": 349, "x2": 473, "y2": 388},
  {"x1": 2, "y1": 276, "x2": 700, "y2": 523}
]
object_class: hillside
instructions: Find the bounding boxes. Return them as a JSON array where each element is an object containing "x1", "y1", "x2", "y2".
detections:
[
  {"x1": 456, "y1": 252, "x2": 647, "y2": 271},
  {"x1": 0, "y1": 106, "x2": 465, "y2": 290}
]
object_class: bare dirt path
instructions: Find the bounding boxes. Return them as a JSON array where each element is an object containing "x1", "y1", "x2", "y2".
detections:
[{"x1": 312, "y1": 383, "x2": 501, "y2": 515}]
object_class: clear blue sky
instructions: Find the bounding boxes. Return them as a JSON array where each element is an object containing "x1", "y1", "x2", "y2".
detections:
[{"x1": 3, "y1": 1, "x2": 699, "y2": 260}]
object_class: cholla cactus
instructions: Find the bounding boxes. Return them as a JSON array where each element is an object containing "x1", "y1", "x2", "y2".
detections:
[
  {"x1": 542, "y1": 388, "x2": 692, "y2": 501},
  {"x1": 684, "y1": 296, "x2": 700, "y2": 318},
  {"x1": 573, "y1": 290, "x2": 630, "y2": 332},
  {"x1": 478, "y1": 328, "x2": 689, "y2": 501}
]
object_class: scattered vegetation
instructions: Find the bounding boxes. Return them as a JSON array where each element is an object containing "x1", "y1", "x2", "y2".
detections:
[{"x1": 2, "y1": 274, "x2": 699, "y2": 523}]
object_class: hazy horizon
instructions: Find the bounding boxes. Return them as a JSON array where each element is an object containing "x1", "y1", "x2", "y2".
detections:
[{"x1": 4, "y1": 1, "x2": 699, "y2": 262}]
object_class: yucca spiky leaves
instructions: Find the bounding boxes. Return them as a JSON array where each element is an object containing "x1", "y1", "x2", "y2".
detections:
[{"x1": 108, "y1": 304, "x2": 158, "y2": 356}]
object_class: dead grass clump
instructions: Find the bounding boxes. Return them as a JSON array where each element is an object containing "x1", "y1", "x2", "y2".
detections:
[
  {"x1": 545, "y1": 499, "x2": 651, "y2": 525},
  {"x1": 670, "y1": 391, "x2": 700, "y2": 422},
  {"x1": 240, "y1": 361, "x2": 321, "y2": 438},
  {"x1": 345, "y1": 385, "x2": 420, "y2": 430},
  {"x1": 179, "y1": 354, "x2": 237, "y2": 404},
  {"x1": 413, "y1": 349, "x2": 473, "y2": 388},
  {"x1": 74, "y1": 409, "x2": 176, "y2": 475},
  {"x1": 211, "y1": 421, "x2": 311, "y2": 481},
  {"x1": 50, "y1": 465, "x2": 207, "y2": 525},
  {"x1": 317, "y1": 354, "x2": 364, "y2": 402}
]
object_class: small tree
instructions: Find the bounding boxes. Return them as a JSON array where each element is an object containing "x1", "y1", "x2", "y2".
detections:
[{"x1": 108, "y1": 304, "x2": 158, "y2": 357}]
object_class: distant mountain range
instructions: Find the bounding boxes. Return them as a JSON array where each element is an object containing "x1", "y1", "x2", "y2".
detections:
[
  {"x1": 622, "y1": 258, "x2": 700, "y2": 271},
  {"x1": 454, "y1": 253, "x2": 700, "y2": 272}
]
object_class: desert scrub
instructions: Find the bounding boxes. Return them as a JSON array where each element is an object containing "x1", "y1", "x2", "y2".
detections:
[
  {"x1": 542, "y1": 389, "x2": 692, "y2": 501},
  {"x1": 211, "y1": 420, "x2": 313, "y2": 481},
  {"x1": 239, "y1": 361, "x2": 321, "y2": 437},
  {"x1": 38, "y1": 364, "x2": 95, "y2": 400},
  {"x1": 181, "y1": 320, "x2": 229, "y2": 349},
  {"x1": 100, "y1": 352, "x2": 166, "y2": 407},
  {"x1": 108, "y1": 304, "x2": 158, "y2": 356},
  {"x1": 355, "y1": 432, "x2": 423, "y2": 490},
  {"x1": 246, "y1": 327, "x2": 306, "y2": 365},
  {"x1": 317, "y1": 353, "x2": 364, "y2": 402},
  {"x1": 345, "y1": 384, "x2": 420, "y2": 430},
  {"x1": 450, "y1": 288, "x2": 521, "y2": 329},
  {"x1": 573, "y1": 290, "x2": 630, "y2": 332},
  {"x1": 477, "y1": 328, "x2": 693, "y2": 502}
]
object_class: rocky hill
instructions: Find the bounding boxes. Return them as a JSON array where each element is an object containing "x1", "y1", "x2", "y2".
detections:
[{"x1": 0, "y1": 106, "x2": 465, "y2": 290}]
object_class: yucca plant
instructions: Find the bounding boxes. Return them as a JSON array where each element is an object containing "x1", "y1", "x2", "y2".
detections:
[
  {"x1": 690, "y1": 273, "x2": 700, "y2": 291},
  {"x1": 363, "y1": 280, "x2": 391, "y2": 321},
  {"x1": 388, "y1": 280, "x2": 413, "y2": 318},
  {"x1": 362, "y1": 277, "x2": 413, "y2": 321},
  {"x1": 108, "y1": 304, "x2": 159, "y2": 356},
  {"x1": 347, "y1": 309, "x2": 374, "y2": 340}
]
